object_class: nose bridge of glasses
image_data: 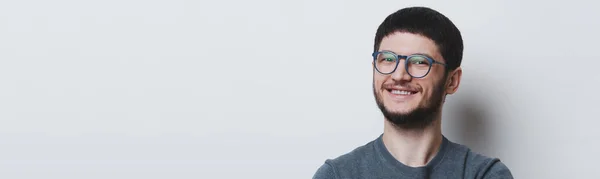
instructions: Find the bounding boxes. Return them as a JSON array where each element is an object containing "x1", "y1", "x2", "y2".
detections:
[
  {"x1": 397, "y1": 55, "x2": 409, "y2": 60},
  {"x1": 391, "y1": 55, "x2": 411, "y2": 76},
  {"x1": 395, "y1": 55, "x2": 410, "y2": 68}
]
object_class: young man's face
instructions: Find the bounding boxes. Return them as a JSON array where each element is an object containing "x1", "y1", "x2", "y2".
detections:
[{"x1": 373, "y1": 32, "x2": 459, "y2": 128}]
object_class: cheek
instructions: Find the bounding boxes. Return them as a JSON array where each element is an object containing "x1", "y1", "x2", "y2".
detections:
[
  {"x1": 373, "y1": 76, "x2": 386, "y2": 89},
  {"x1": 420, "y1": 80, "x2": 445, "y2": 103},
  {"x1": 421, "y1": 88, "x2": 434, "y2": 102}
]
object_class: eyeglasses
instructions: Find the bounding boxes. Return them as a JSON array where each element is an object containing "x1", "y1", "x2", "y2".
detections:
[{"x1": 372, "y1": 51, "x2": 447, "y2": 78}]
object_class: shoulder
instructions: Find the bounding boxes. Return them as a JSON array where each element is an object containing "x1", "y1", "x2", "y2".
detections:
[
  {"x1": 312, "y1": 161, "x2": 337, "y2": 179},
  {"x1": 328, "y1": 139, "x2": 377, "y2": 166},
  {"x1": 456, "y1": 144, "x2": 513, "y2": 179},
  {"x1": 326, "y1": 139, "x2": 378, "y2": 171},
  {"x1": 312, "y1": 140, "x2": 378, "y2": 179}
]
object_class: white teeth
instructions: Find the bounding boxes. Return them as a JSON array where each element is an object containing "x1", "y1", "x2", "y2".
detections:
[{"x1": 391, "y1": 90, "x2": 413, "y2": 95}]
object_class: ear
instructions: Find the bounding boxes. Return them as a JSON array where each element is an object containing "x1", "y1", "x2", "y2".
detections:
[{"x1": 445, "y1": 67, "x2": 462, "y2": 95}]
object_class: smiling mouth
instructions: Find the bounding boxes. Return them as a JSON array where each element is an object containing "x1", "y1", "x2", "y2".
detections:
[
  {"x1": 388, "y1": 89, "x2": 417, "y2": 95},
  {"x1": 385, "y1": 88, "x2": 419, "y2": 101}
]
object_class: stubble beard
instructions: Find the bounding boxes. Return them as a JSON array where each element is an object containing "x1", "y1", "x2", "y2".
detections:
[{"x1": 373, "y1": 79, "x2": 446, "y2": 130}]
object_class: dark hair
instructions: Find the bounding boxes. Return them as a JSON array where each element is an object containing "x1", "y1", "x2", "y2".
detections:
[{"x1": 374, "y1": 7, "x2": 463, "y2": 71}]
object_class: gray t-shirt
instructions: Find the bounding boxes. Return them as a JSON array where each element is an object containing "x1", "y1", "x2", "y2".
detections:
[{"x1": 312, "y1": 135, "x2": 513, "y2": 179}]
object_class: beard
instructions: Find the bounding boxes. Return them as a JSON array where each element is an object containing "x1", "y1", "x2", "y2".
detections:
[{"x1": 373, "y1": 78, "x2": 446, "y2": 130}]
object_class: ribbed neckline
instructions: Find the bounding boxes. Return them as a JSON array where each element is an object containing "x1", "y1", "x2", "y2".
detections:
[{"x1": 374, "y1": 134, "x2": 450, "y2": 177}]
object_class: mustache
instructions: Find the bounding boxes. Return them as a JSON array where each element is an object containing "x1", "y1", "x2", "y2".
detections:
[{"x1": 381, "y1": 82, "x2": 421, "y2": 91}]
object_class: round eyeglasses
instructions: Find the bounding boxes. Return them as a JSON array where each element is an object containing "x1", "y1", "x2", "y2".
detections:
[{"x1": 372, "y1": 51, "x2": 447, "y2": 78}]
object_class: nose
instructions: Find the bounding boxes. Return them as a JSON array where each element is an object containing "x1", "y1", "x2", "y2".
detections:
[{"x1": 391, "y1": 60, "x2": 412, "y2": 82}]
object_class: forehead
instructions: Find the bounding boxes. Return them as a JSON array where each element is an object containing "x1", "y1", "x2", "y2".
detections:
[{"x1": 378, "y1": 32, "x2": 443, "y2": 61}]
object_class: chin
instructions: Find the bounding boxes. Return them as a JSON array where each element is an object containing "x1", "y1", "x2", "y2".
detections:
[
  {"x1": 384, "y1": 106, "x2": 416, "y2": 115},
  {"x1": 381, "y1": 105, "x2": 438, "y2": 129},
  {"x1": 383, "y1": 99, "x2": 420, "y2": 112},
  {"x1": 377, "y1": 96, "x2": 439, "y2": 129}
]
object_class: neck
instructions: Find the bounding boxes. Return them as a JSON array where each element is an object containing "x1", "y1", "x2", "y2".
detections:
[{"x1": 382, "y1": 115, "x2": 443, "y2": 167}]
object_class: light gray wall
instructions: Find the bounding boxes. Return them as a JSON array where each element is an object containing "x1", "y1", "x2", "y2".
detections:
[{"x1": 1, "y1": 0, "x2": 598, "y2": 178}]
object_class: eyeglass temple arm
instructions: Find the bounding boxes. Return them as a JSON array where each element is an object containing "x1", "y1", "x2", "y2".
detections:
[{"x1": 433, "y1": 61, "x2": 447, "y2": 66}]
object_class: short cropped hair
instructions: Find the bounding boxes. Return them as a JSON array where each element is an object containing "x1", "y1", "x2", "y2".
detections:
[{"x1": 374, "y1": 7, "x2": 464, "y2": 71}]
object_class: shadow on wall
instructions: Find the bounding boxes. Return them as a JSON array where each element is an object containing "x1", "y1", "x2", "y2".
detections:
[{"x1": 444, "y1": 86, "x2": 499, "y2": 155}]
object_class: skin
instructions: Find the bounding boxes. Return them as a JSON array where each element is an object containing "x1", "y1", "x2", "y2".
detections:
[{"x1": 373, "y1": 31, "x2": 462, "y2": 167}]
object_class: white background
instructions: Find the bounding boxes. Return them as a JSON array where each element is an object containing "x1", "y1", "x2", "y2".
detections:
[{"x1": 1, "y1": 0, "x2": 599, "y2": 178}]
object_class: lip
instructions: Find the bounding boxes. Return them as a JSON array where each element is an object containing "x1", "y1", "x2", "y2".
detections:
[{"x1": 386, "y1": 86, "x2": 418, "y2": 92}]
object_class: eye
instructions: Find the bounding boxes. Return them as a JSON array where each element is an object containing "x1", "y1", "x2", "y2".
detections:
[
  {"x1": 377, "y1": 53, "x2": 397, "y2": 63},
  {"x1": 408, "y1": 56, "x2": 430, "y2": 65}
]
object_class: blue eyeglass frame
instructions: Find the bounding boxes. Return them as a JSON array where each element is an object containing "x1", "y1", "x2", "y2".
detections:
[{"x1": 371, "y1": 51, "x2": 447, "y2": 78}]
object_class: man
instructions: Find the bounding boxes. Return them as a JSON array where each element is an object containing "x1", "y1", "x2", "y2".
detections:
[{"x1": 312, "y1": 7, "x2": 513, "y2": 179}]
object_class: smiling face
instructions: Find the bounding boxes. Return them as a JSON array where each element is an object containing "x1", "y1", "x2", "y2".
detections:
[{"x1": 373, "y1": 31, "x2": 456, "y2": 129}]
